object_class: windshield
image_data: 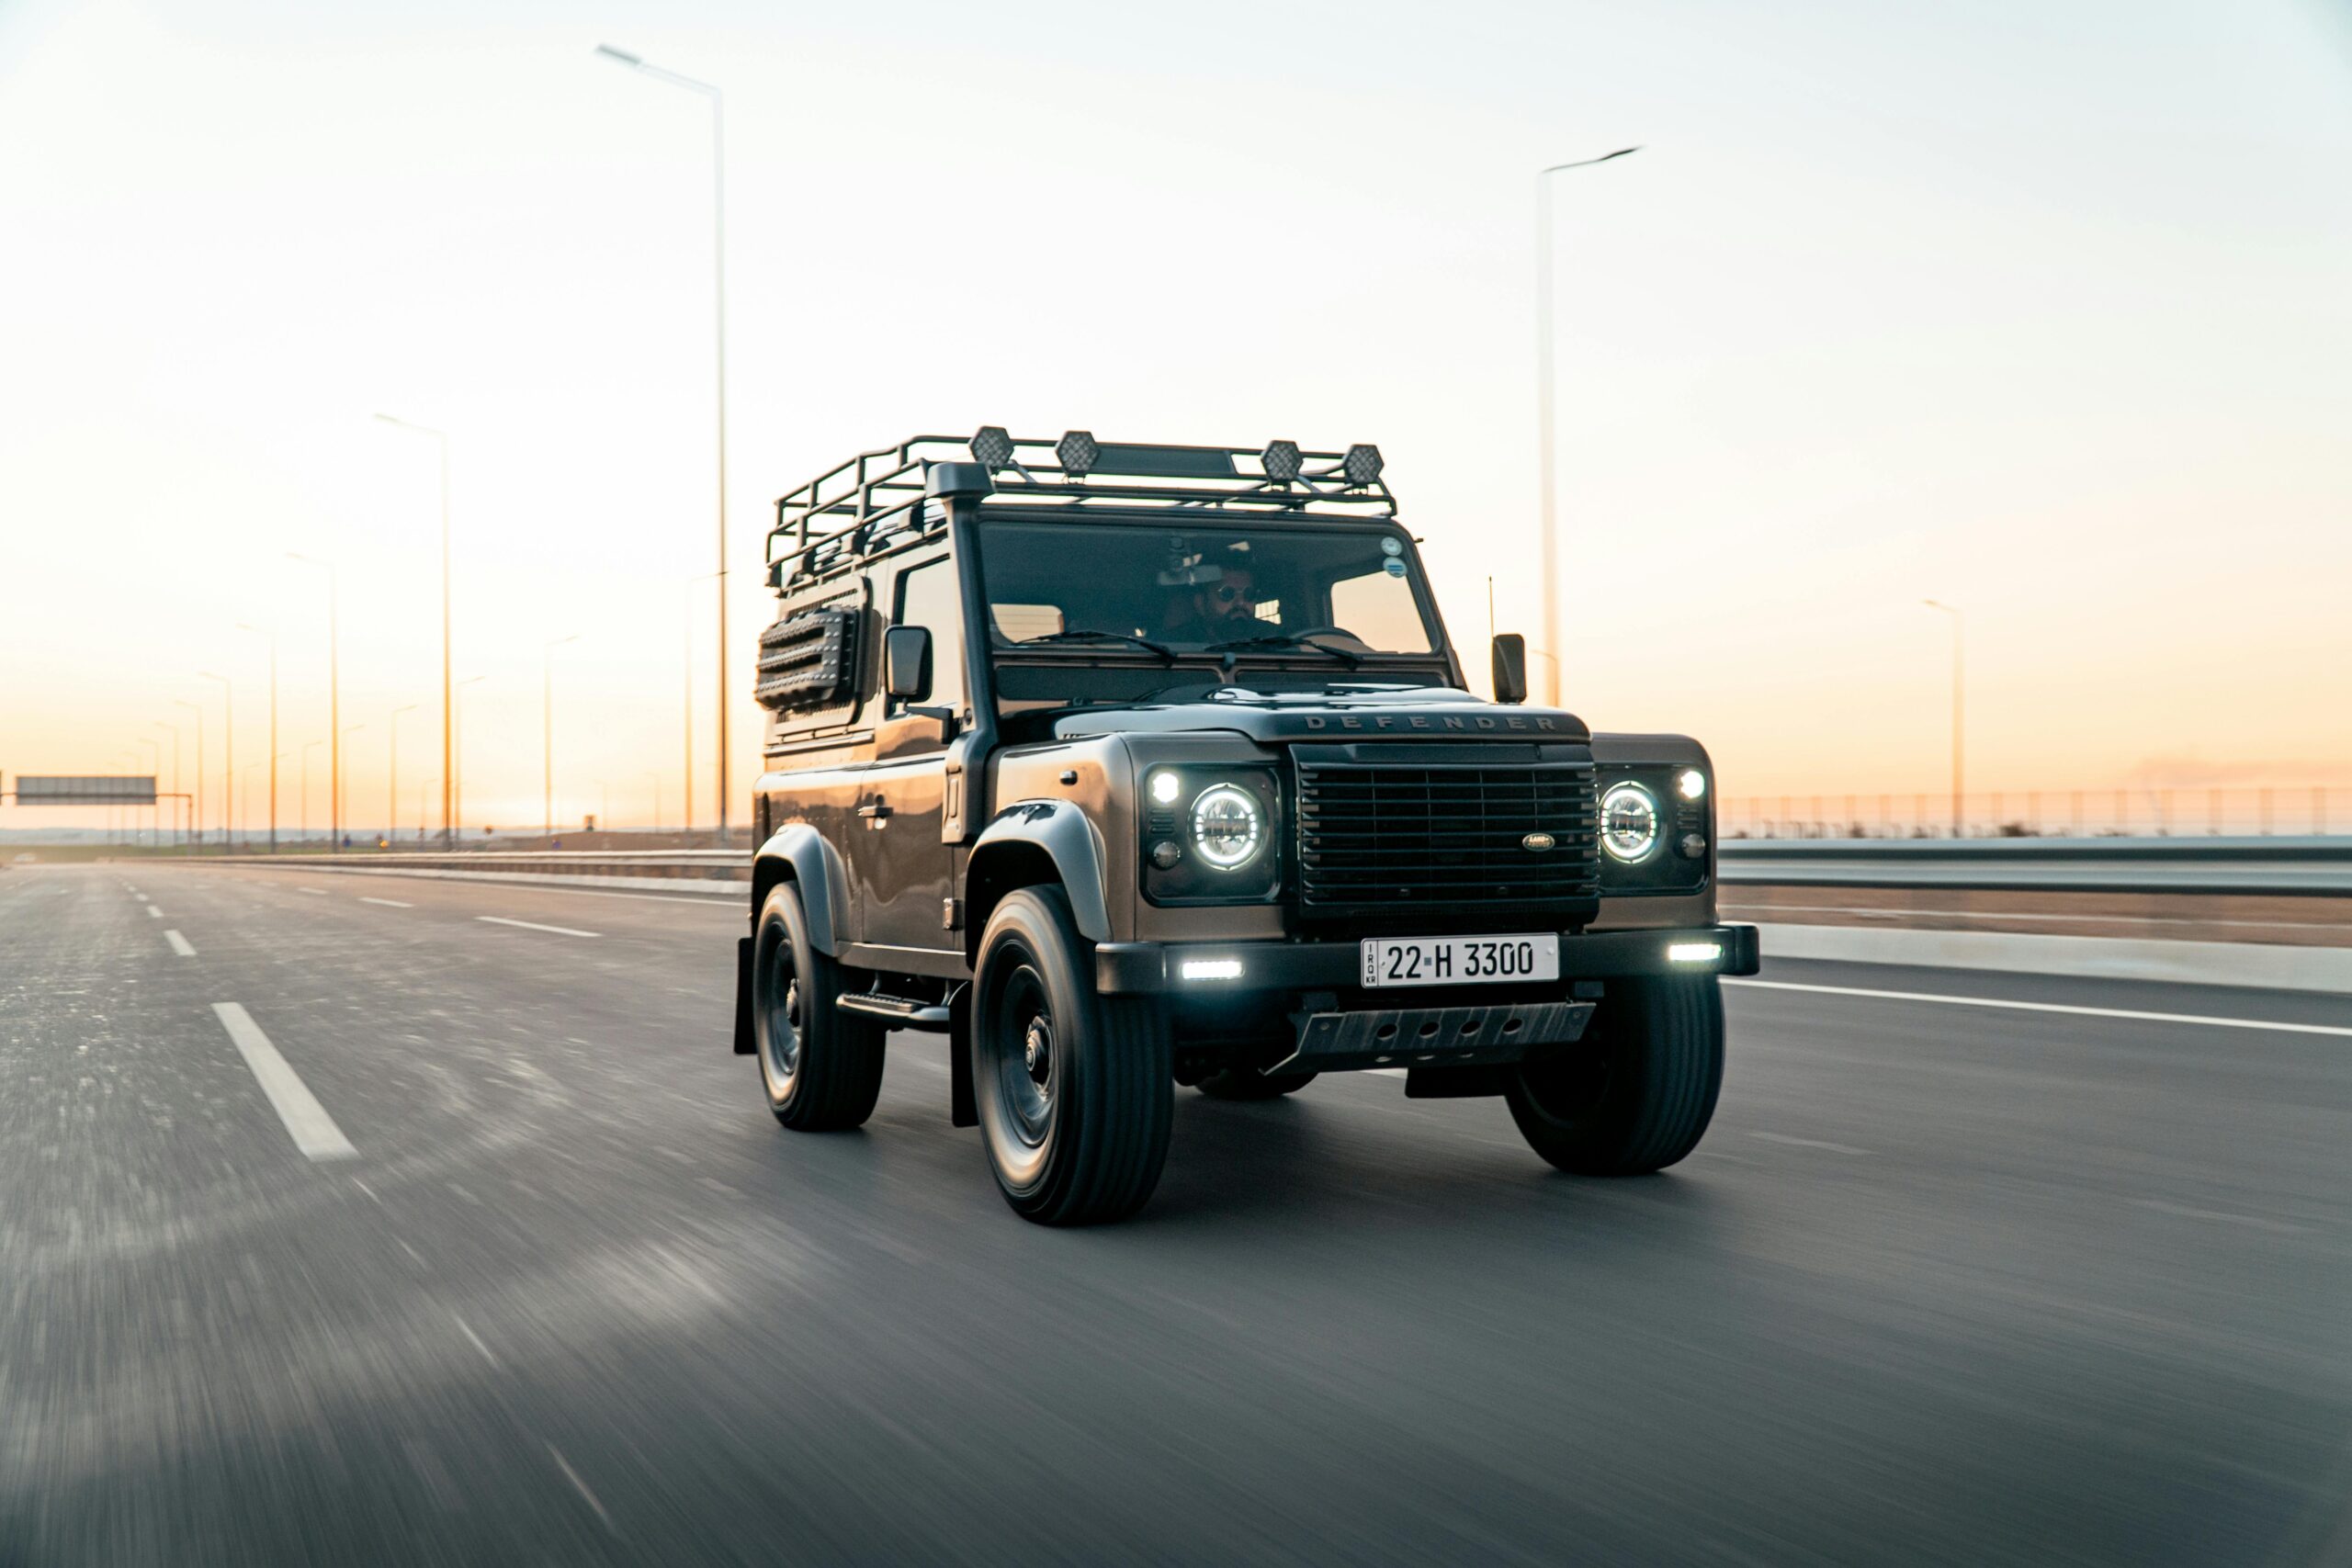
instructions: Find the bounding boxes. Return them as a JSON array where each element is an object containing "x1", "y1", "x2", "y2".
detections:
[{"x1": 977, "y1": 519, "x2": 1437, "y2": 656}]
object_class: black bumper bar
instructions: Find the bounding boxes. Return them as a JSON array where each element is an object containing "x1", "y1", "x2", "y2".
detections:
[{"x1": 1093, "y1": 923, "x2": 1760, "y2": 995}]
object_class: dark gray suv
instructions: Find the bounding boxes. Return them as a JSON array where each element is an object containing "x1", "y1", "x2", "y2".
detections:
[{"x1": 732, "y1": 430, "x2": 1759, "y2": 1224}]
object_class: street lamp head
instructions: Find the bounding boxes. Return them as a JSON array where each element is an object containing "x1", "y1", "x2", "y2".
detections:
[
  {"x1": 595, "y1": 43, "x2": 643, "y2": 66},
  {"x1": 1598, "y1": 146, "x2": 1640, "y2": 162}
]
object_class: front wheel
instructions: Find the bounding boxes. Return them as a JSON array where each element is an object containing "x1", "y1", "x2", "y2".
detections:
[
  {"x1": 753, "y1": 884, "x2": 885, "y2": 1131},
  {"x1": 1505, "y1": 976, "x2": 1723, "y2": 1175},
  {"x1": 973, "y1": 887, "x2": 1171, "y2": 1224}
]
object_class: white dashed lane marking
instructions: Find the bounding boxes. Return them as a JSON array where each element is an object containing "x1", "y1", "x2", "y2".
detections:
[
  {"x1": 478, "y1": 916, "x2": 600, "y2": 939},
  {"x1": 209, "y1": 1002, "x2": 357, "y2": 1162},
  {"x1": 147, "y1": 906, "x2": 164, "y2": 919},
  {"x1": 360, "y1": 897, "x2": 413, "y2": 908},
  {"x1": 164, "y1": 930, "x2": 196, "y2": 957}
]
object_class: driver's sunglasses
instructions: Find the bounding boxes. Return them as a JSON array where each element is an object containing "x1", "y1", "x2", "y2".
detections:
[{"x1": 1212, "y1": 584, "x2": 1257, "y2": 604}]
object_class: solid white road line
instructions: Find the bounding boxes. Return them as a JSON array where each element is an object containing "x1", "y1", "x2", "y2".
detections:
[
  {"x1": 360, "y1": 897, "x2": 413, "y2": 908},
  {"x1": 147, "y1": 906, "x2": 164, "y2": 919},
  {"x1": 164, "y1": 930, "x2": 196, "y2": 957},
  {"x1": 209, "y1": 1002, "x2": 357, "y2": 1161},
  {"x1": 478, "y1": 915, "x2": 600, "y2": 939},
  {"x1": 1724, "y1": 977, "x2": 2352, "y2": 1039}
]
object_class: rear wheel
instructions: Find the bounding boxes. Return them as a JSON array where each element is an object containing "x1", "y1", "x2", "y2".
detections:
[
  {"x1": 1505, "y1": 976, "x2": 1723, "y2": 1174},
  {"x1": 753, "y1": 884, "x2": 885, "y2": 1131},
  {"x1": 1195, "y1": 1064, "x2": 1317, "y2": 1100},
  {"x1": 973, "y1": 887, "x2": 1171, "y2": 1224}
]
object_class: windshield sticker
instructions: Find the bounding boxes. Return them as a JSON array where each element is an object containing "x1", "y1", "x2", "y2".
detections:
[
  {"x1": 1380, "y1": 536, "x2": 1403, "y2": 556},
  {"x1": 1383, "y1": 558, "x2": 1407, "y2": 577}
]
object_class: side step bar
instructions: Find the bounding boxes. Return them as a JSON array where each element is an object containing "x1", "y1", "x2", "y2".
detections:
[{"x1": 837, "y1": 992, "x2": 952, "y2": 1032}]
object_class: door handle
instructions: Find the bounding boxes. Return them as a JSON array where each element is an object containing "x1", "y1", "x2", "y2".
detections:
[{"x1": 855, "y1": 803, "x2": 893, "y2": 820}]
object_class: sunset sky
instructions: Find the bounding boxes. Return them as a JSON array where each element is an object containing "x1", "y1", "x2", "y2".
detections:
[{"x1": 4, "y1": 0, "x2": 2347, "y2": 836}]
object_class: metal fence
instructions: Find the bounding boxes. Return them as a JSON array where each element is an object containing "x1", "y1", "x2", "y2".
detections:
[{"x1": 1724, "y1": 787, "x2": 2347, "y2": 840}]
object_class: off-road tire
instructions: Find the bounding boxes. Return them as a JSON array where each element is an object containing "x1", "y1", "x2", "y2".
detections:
[
  {"x1": 972, "y1": 887, "x2": 1172, "y2": 1224},
  {"x1": 1195, "y1": 1065, "x2": 1317, "y2": 1100},
  {"x1": 752, "y1": 883, "x2": 886, "y2": 1131},
  {"x1": 1505, "y1": 976, "x2": 1723, "y2": 1175}
]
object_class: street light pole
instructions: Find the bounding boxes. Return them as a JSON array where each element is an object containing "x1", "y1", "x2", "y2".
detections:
[
  {"x1": 544, "y1": 634, "x2": 580, "y2": 840},
  {"x1": 340, "y1": 723, "x2": 367, "y2": 844},
  {"x1": 376, "y1": 413, "x2": 455, "y2": 849},
  {"x1": 1534, "y1": 146, "x2": 1638, "y2": 707},
  {"x1": 152, "y1": 721, "x2": 181, "y2": 847},
  {"x1": 389, "y1": 704, "x2": 418, "y2": 847},
  {"x1": 198, "y1": 671, "x2": 232, "y2": 848},
  {"x1": 137, "y1": 739, "x2": 162, "y2": 847},
  {"x1": 235, "y1": 622, "x2": 278, "y2": 852},
  {"x1": 173, "y1": 697, "x2": 203, "y2": 851},
  {"x1": 301, "y1": 739, "x2": 323, "y2": 840},
  {"x1": 453, "y1": 674, "x2": 485, "y2": 846},
  {"x1": 599, "y1": 44, "x2": 731, "y2": 846},
  {"x1": 1923, "y1": 600, "x2": 1965, "y2": 837},
  {"x1": 288, "y1": 552, "x2": 341, "y2": 852}
]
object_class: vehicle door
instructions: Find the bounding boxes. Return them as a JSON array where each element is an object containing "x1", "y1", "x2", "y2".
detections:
[{"x1": 854, "y1": 552, "x2": 965, "y2": 955}]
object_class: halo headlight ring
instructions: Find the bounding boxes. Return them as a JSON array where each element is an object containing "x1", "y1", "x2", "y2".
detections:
[
  {"x1": 1190, "y1": 784, "x2": 1265, "y2": 870},
  {"x1": 1600, "y1": 782, "x2": 1662, "y2": 863}
]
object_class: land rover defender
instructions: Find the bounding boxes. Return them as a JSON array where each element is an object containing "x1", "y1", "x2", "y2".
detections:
[{"x1": 733, "y1": 429, "x2": 1759, "y2": 1224}]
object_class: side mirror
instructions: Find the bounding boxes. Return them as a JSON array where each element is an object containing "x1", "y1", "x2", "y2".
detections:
[
  {"x1": 885, "y1": 625, "x2": 933, "y2": 701},
  {"x1": 1490, "y1": 634, "x2": 1529, "y2": 705}
]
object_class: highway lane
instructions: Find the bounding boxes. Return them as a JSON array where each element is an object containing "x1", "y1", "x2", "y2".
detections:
[{"x1": 3, "y1": 863, "x2": 2347, "y2": 1566}]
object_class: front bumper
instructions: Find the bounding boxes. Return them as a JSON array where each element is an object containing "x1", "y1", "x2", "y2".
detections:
[{"x1": 1093, "y1": 923, "x2": 1760, "y2": 995}]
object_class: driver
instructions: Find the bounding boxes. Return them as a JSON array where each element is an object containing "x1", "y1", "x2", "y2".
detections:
[{"x1": 1162, "y1": 563, "x2": 1263, "y2": 645}]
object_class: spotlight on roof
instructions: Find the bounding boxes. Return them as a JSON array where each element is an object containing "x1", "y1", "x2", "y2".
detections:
[
  {"x1": 970, "y1": 425, "x2": 1015, "y2": 468},
  {"x1": 1260, "y1": 440, "x2": 1302, "y2": 483},
  {"x1": 1056, "y1": 430, "x2": 1099, "y2": 478},
  {"x1": 1340, "y1": 444, "x2": 1385, "y2": 486}
]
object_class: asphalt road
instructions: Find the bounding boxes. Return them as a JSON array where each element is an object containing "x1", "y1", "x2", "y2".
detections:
[{"x1": 3, "y1": 863, "x2": 2347, "y2": 1567}]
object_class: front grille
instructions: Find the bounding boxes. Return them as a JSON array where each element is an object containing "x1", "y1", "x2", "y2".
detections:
[{"x1": 1294, "y1": 745, "x2": 1600, "y2": 926}]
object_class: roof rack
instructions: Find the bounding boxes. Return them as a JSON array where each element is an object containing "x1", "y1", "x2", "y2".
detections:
[{"x1": 766, "y1": 428, "x2": 1396, "y2": 587}]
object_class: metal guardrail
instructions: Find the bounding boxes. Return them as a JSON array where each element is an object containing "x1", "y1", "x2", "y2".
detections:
[
  {"x1": 1720, "y1": 837, "x2": 2352, "y2": 896},
  {"x1": 210, "y1": 851, "x2": 750, "y2": 886},
  {"x1": 209, "y1": 840, "x2": 2352, "y2": 897}
]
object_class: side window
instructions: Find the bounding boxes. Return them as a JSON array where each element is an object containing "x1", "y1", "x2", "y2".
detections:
[{"x1": 893, "y1": 558, "x2": 966, "y2": 717}]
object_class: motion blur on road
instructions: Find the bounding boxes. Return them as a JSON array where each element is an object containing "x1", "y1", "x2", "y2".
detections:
[{"x1": 5, "y1": 861, "x2": 2346, "y2": 1565}]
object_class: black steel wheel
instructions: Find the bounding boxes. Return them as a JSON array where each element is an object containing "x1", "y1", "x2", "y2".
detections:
[
  {"x1": 753, "y1": 883, "x2": 885, "y2": 1131},
  {"x1": 1505, "y1": 976, "x2": 1723, "y2": 1175},
  {"x1": 972, "y1": 886, "x2": 1170, "y2": 1224}
]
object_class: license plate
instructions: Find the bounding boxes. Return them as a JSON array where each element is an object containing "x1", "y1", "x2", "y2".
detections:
[{"x1": 1361, "y1": 933, "x2": 1560, "y2": 989}]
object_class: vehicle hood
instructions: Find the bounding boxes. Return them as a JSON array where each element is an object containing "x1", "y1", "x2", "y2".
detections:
[{"x1": 1049, "y1": 684, "x2": 1590, "y2": 745}]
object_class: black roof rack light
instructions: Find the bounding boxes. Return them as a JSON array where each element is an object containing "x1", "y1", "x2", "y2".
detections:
[{"x1": 766, "y1": 428, "x2": 1396, "y2": 588}]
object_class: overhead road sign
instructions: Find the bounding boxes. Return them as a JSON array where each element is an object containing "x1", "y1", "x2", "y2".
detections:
[{"x1": 14, "y1": 775, "x2": 158, "y2": 806}]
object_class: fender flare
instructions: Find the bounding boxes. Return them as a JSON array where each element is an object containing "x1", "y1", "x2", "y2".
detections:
[
  {"x1": 967, "y1": 801, "x2": 1113, "y2": 950},
  {"x1": 752, "y1": 822, "x2": 852, "y2": 956}
]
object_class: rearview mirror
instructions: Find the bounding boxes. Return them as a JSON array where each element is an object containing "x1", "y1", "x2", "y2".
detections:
[
  {"x1": 1491, "y1": 634, "x2": 1529, "y2": 705},
  {"x1": 885, "y1": 625, "x2": 933, "y2": 701}
]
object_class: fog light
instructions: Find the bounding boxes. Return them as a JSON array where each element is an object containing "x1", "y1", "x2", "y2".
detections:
[
  {"x1": 1181, "y1": 958, "x2": 1243, "y2": 980},
  {"x1": 1677, "y1": 769, "x2": 1706, "y2": 800},
  {"x1": 1667, "y1": 942, "x2": 1723, "y2": 964},
  {"x1": 1679, "y1": 832, "x2": 1709, "y2": 860},
  {"x1": 1150, "y1": 840, "x2": 1183, "y2": 869}
]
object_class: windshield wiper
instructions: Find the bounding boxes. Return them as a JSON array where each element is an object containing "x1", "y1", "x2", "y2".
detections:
[
  {"x1": 1014, "y1": 628, "x2": 1176, "y2": 663},
  {"x1": 1203, "y1": 628, "x2": 1364, "y2": 668}
]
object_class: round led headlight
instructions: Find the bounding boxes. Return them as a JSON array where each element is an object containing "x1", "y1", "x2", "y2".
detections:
[
  {"x1": 1190, "y1": 784, "x2": 1264, "y2": 870},
  {"x1": 1600, "y1": 783, "x2": 1661, "y2": 863}
]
